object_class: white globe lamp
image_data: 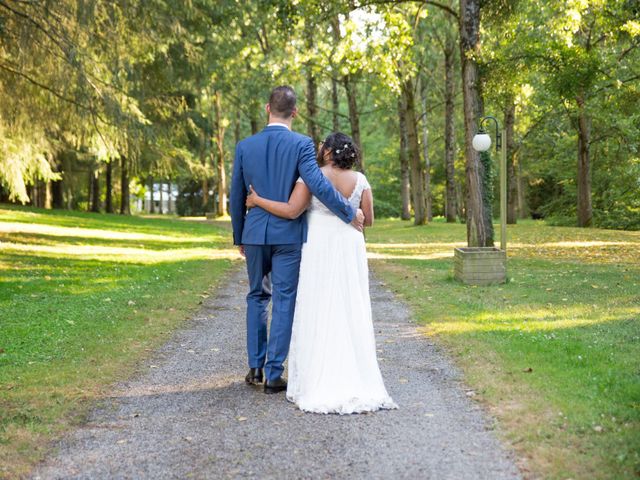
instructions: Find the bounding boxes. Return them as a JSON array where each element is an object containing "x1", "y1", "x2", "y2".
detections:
[{"x1": 472, "y1": 131, "x2": 492, "y2": 152}]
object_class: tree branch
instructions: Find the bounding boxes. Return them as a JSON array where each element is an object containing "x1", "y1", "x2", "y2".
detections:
[
  {"x1": 0, "y1": 61, "x2": 105, "y2": 121},
  {"x1": 356, "y1": 0, "x2": 459, "y2": 21}
]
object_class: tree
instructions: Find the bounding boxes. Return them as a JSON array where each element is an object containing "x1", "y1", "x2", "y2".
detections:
[{"x1": 459, "y1": 0, "x2": 493, "y2": 246}]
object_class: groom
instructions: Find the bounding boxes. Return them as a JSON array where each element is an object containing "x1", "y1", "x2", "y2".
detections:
[{"x1": 230, "y1": 86, "x2": 364, "y2": 393}]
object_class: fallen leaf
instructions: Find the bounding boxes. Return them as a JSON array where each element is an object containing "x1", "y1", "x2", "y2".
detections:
[
  {"x1": 128, "y1": 300, "x2": 136, "y2": 306},
  {"x1": 237, "y1": 416, "x2": 247, "y2": 422},
  {"x1": 523, "y1": 367, "x2": 533, "y2": 373},
  {"x1": 398, "y1": 378, "x2": 408, "y2": 384}
]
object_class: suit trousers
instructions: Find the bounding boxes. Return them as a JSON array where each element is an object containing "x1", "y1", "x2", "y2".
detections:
[{"x1": 243, "y1": 243, "x2": 302, "y2": 382}]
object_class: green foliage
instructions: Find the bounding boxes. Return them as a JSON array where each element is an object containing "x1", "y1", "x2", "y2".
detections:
[{"x1": 0, "y1": 0, "x2": 637, "y2": 230}]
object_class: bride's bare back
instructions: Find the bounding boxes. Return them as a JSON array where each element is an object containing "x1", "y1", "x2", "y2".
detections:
[{"x1": 320, "y1": 165, "x2": 358, "y2": 198}]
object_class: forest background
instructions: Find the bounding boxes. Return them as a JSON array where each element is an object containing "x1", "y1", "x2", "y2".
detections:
[{"x1": 0, "y1": 0, "x2": 638, "y2": 233}]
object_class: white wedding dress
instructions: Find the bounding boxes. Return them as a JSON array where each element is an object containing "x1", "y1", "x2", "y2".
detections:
[{"x1": 286, "y1": 172, "x2": 398, "y2": 414}]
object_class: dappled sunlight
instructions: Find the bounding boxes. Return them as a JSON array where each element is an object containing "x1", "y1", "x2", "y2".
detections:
[
  {"x1": 367, "y1": 250, "x2": 453, "y2": 261},
  {"x1": 514, "y1": 240, "x2": 638, "y2": 248},
  {"x1": 472, "y1": 305, "x2": 639, "y2": 323},
  {"x1": 368, "y1": 242, "x2": 465, "y2": 249},
  {"x1": 426, "y1": 306, "x2": 639, "y2": 335},
  {"x1": 0, "y1": 221, "x2": 220, "y2": 244},
  {"x1": 0, "y1": 241, "x2": 241, "y2": 263}
]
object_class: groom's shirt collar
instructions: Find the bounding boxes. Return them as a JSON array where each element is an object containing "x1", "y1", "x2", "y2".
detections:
[{"x1": 266, "y1": 122, "x2": 291, "y2": 130}]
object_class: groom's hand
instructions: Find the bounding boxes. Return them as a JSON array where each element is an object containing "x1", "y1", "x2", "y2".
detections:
[
  {"x1": 238, "y1": 245, "x2": 245, "y2": 257},
  {"x1": 351, "y1": 209, "x2": 365, "y2": 232}
]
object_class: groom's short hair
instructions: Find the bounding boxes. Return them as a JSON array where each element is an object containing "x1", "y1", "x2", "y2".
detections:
[{"x1": 269, "y1": 86, "x2": 297, "y2": 118}]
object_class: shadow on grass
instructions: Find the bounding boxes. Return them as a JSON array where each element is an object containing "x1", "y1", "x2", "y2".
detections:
[
  {"x1": 0, "y1": 204, "x2": 225, "y2": 237},
  {"x1": 0, "y1": 231, "x2": 224, "y2": 251}
]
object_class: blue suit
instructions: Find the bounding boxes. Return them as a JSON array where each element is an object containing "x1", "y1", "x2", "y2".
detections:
[{"x1": 230, "y1": 125, "x2": 355, "y2": 381}]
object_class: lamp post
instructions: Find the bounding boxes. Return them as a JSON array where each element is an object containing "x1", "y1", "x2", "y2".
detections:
[{"x1": 472, "y1": 116, "x2": 507, "y2": 252}]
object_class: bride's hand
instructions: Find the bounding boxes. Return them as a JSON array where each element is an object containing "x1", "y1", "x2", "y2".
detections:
[{"x1": 245, "y1": 184, "x2": 260, "y2": 208}]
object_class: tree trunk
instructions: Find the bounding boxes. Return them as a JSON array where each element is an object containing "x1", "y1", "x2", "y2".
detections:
[
  {"x1": 419, "y1": 76, "x2": 432, "y2": 221},
  {"x1": 86, "y1": 170, "x2": 93, "y2": 212},
  {"x1": 343, "y1": 74, "x2": 364, "y2": 171},
  {"x1": 214, "y1": 90, "x2": 227, "y2": 217},
  {"x1": 167, "y1": 179, "x2": 172, "y2": 214},
  {"x1": 397, "y1": 98, "x2": 411, "y2": 221},
  {"x1": 34, "y1": 183, "x2": 39, "y2": 207},
  {"x1": 119, "y1": 154, "x2": 130, "y2": 215},
  {"x1": 52, "y1": 179, "x2": 64, "y2": 208},
  {"x1": 105, "y1": 160, "x2": 113, "y2": 213},
  {"x1": 459, "y1": 0, "x2": 491, "y2": 246},
  {"x1": 517, "y1": 160, "x2": 528, "y2": 218},
  {"x1": 504, "y1": 96, "x2": 517, "y2": 224},
  {"x1": 576, "y1": 94, "x2": 592, "y2": 227},
  {"x1": 444, "y1": 32, "x2": 457, "y2": 223},
  {"x1": 402, "y1": 77, "x2": 427, "y2": 225},
  {"x1": 234, "y1": 109, "x2": 241, "y2": 146},
  {"x1": 91, "y1": 169, "x2": 100, "y2": 212},
  {"x1": 44, "y1": 180, "x2": 52, "y2": 209},
  {"x1": 331, "y1": 16, "x2": 341, "y2": 132},
  {"x1": 250, "y1": 107, "x2": 259, "y2": 135},
  {"x1": 159, "y1": 179, "x2": 164, "y2": 214},
  {"x1": 148, "y1": 175, "x2": 155, "y2": 213},
  {"x1": 201, "y1": 123, "x2": 209, "y2": 211},
  {"x1": 332, "y1": 78, "x2": 340, "y2": 132},
  {"x1": 306, "y1": 72, "x2": 320, "y2": 146},
  {"x1": 305, "y1": 28, "x2": 321, "y2": 147}
]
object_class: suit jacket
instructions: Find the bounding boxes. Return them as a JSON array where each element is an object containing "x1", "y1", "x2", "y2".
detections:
[{"x1": 230, "y1": 125, "x2": 355, "y2": 245}]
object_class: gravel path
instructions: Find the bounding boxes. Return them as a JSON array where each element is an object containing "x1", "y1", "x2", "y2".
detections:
[{"x1": 33, "y1": 266, "x2": 522, "y2": 480}]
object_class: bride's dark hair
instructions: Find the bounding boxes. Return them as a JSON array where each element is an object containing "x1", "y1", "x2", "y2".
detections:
[{"x1": 318, "y1": 132, "x2": 360, "y2": 170}]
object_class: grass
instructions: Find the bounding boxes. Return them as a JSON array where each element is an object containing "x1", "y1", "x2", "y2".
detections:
[
  {"x1": 367, "y1": 218, "x2": 640, "y2": 479},
  {"x1": 0, "y1": 205, "x2": 237, "y2": 479}
]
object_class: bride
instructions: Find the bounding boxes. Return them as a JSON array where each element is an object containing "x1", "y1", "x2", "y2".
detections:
[{"x1": 245, "y1": 132, "x2": 397, "y2": 415}]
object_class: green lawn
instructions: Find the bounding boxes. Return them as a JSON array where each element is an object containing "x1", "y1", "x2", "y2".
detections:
[
  {"x1": 0, "y1": 205, "x2": 237, "y2": 478},
  {"x1": 367, "y1": 218, "x2": 640, "y2": 479}
]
